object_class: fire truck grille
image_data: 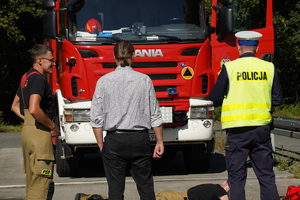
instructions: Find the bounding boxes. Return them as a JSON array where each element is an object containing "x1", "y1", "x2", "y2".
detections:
[
  {"x1": 72, "y1": 77, "x2": 78, "y2": 97},
  {"x1": 148, "y1": 74, "x2": 176, "y2": 80},
  {"x1": 103, "y1": 62, "x2": 177, "y2": 68},
  {"x1": 201, "y1": 74, "x2": 208, "y2": 94},
  {"x1": 157, "y1": 98, "x2": 174, "y2": 101},
  {"x1": 154, "y1": 86, "x2": 177, "y2": 92}
]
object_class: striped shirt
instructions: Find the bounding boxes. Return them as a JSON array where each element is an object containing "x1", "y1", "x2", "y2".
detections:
[{"x1": 90, "y1": 66, "x2": 163, "y2": 131}]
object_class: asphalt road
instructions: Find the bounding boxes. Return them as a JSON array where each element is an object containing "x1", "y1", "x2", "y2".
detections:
[{"x1": 0, "y1": 123, "x2": 299, "y2": 200}]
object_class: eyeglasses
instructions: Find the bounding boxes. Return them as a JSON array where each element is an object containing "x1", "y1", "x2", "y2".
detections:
[{"x1": 40, "y1": 58, "x2": 55, "y2": 63}]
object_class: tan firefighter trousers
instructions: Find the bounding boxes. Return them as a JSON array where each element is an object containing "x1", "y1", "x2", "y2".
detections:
[{"x1": 21, "y1": 109, "x2": 55, "y2": 200}]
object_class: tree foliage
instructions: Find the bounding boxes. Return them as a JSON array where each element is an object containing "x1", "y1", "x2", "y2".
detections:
[
  {"x1": 273, "y1": 0, "x2": 300, "y2": 103},
  {"x1": 0, "y1": 0, "x2": 44, "y2": 124}
]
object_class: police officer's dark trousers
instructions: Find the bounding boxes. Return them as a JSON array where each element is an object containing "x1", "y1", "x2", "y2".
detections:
[
  {"x1": 225, "y1": 125, "x2": 279, "y2": 200},
  {"x1": 22, "y1": 110, "x2": 55, "y2": 200},
  {"x1": 102, "y1": 131, "x2": 155, "y2": 200}
]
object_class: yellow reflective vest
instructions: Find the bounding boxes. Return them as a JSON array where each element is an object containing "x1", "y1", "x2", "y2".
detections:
[{"x1": 221, "y1": 57, "x2": 274, "y2": 129}]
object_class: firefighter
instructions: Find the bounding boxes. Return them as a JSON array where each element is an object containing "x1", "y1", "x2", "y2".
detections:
[
  {"x1": 11, "y1": 44, "x2": 59, "y2": 200},
  {"x1": 210, "y1": 31, "x2": 284, "y2": 200}
]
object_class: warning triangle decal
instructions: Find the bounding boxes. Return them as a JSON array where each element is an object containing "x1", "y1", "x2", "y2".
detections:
[
  {"x1": 184, "y1": 68, "x2": 192, "y2": 76},
  {"x1": 181, "y1": 67, "x2": 194, "y2": 80}
]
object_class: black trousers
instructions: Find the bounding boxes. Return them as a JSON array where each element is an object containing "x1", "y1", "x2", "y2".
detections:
[
  {"x1": 102, "y1": 131, "x2": 155, "y2": 200},
  {"x1": 225, "y1": 124, "x2": 279, "y2": 200}
]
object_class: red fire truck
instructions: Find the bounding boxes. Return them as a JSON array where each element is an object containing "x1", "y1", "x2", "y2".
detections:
[{"x1": 42, "y1": 0, "x2": 274, "y2": 177}]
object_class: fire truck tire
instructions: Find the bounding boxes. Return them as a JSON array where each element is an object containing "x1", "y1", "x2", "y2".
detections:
[
  {"x1": 162, "y1": 146, "x2": 177, "y2": 160},
  {"x1": 56, "y1": 138, "x2": 71, "y2": 177},
  {"x1": 183, "y1": 144, "x2": 211, "y2": 173},
  {"x1": 69, "y1": 150, "x2": 83, "y2": 177}
]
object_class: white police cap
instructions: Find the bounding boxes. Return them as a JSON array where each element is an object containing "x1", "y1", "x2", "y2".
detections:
[{"x1": 235, "y1": 31, "x2": 262, "y2": 46}]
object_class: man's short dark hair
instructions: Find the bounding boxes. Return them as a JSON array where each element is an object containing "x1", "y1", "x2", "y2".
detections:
[{"x1": 30, "y1": 44, "x2": 54, "y2": 63}]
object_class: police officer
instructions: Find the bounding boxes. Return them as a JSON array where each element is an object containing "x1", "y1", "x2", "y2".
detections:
[
  {"x1": 210, "y1": 31, "x2": 283, "y2": 200},
  {"x1": 11, "y1": 44, "x2": 59, "y2": 200}
]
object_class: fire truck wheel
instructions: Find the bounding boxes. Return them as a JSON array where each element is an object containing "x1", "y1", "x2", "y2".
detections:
[
  {"x1": 162, "y1": 146, "x2": 177, "y2": 160},
  {"x1": 183, "y1": 144, "x2": 211, "y2": 173},
  {"x1": 69, "y1": 150, "x2": 83, "y2": 177},
  {"x1": 56, "y1": 138, "x2": 71, "y2": 177}
]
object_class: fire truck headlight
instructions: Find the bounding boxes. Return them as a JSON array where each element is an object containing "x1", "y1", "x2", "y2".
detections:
[
  {"x1": 190, "y1": 106, "x2": 213, "y2": 119},
  {"x1": 73, "y1": 109, "x2": 90, "y2": 122},
  {"x1": 70, "y1": 124, "x2": 79, "y2": 132},
  {"x1": 64, "y1": 109, "x2": 90, "y2": 122},
  {"x1": 203, "y1": 120, "x2": 212, "y2": 128}
]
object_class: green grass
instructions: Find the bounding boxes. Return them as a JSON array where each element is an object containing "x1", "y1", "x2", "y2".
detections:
[
  {"x1": 273, "y1": 103, "x2": 300, "y2": 118},
  {"x1": 274, "y1": 154, "x2": 300, "y2": 178},
  {"x1": 0, "y1": 111, "x2": 22, "y2": 132},
  {"x1": 0, "y1": 123, "x2": 22, "y2": 133}
]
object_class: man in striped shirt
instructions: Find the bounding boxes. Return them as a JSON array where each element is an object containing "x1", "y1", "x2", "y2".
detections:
[{"x1": 90, "y1": 41, "x2": 164, "y2": 200}]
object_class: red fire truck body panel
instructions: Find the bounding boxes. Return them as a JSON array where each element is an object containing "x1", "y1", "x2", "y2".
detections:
[{"x1": 57, "y1": 40, "x2": 212, "y2": 101}]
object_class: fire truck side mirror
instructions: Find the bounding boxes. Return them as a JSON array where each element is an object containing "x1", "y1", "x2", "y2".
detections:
[
  {"x1": 65, "y1": 0, "x2": 80, "y2": 9},
  {"x1": 42, "y1": 0, "x2": 55, "y2": 9},
  {"x1": 206, "y1": 26, "x2": 216, "y2": 37},
  {"x1": 260, "y1": 53, "x2": 274, "y2": 63},
  {"x1": 217, "y1": 6, "x2": 234, "y2": 35},
  {"x1": 220, "y1": 0, "x2": 234, "y2": 6},
  {"x1": 43, "y1": 11, "x2": 57, "y2": 40}
]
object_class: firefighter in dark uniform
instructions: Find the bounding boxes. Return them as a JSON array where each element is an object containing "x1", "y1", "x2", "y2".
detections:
[
  {"x1": 210, "y1": 31, "x2": 284, "y2": 200},
  {"x1": 11, "y1": 44, "x2": 59, "y2": 200}
]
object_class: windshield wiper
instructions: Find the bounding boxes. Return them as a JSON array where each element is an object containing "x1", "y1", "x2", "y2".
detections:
[
  {"x1": 156, "y1": 35, "x2": 182, "y2": 41},
  {"x1": 138, "y1": 34, "x2": 181, "y2": 41},
  {"x1": 96, "y1": 36, "x2": 121, "y2": 42}
]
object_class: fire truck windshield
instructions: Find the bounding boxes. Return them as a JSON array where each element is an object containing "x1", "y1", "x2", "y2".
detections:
[{"x1": 69, "y1": 0, "x2": 206, "y2": 43}]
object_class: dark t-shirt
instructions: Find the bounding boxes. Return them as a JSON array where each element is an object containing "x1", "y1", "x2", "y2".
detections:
[
  {"x1": 187, "y1": 184, "x2": 227, "y2": 200},
  {"x1": 17, "y1": 68, "x2": 54, "y2": 119}
]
